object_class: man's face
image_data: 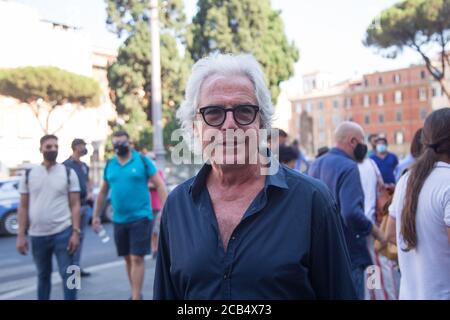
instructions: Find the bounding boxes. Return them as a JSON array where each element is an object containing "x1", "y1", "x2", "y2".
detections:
[
  {"x1": 369, "y1": 136, "x2": 377, "y2": 149},
  {"x1": 40, "y1": 138, "x2": 58, "y2": 154},
  {"x1": 112, "y1": 135, "x2": 129, "y2": 146},
  {"x1": 195, "y1": 74, "x2": 261, "y2": 166},
  {"x1": 74, "y1": 143, "x2": 87, "y2": 156}
]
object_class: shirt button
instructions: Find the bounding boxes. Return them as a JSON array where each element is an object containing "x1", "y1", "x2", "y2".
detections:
[
  {"x1": 231, "y1": 236, "x2": 236, "y2": 241},
  {"x1": 224, "y1": 274, "x2": 228, "y2": 279}
]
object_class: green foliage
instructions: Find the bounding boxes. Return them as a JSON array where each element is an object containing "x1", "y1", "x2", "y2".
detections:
[
  {"x1": 0, "y1": 66, "x2": 100, "y2": 106},
  {"x1": 187, "y1": 0, "x2": 299, "y2": 104},
  {"x1": 106, "y1": 0, "x2": 189, "y2": 148},
  {"x1": 364, "y1": 0, "x2": 450, "y2": 97}
]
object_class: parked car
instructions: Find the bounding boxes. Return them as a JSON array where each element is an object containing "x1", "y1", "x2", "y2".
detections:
[
  {"x1": 0, "y1": 177, "x2": 20, "y2": 236},
  {"x1": 0, "y1": 177, "x2": 114, "y2": 236}
]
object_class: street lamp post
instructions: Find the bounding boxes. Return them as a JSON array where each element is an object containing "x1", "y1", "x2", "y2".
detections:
[{"x1": 149, "y1": 0, "x2": 166, "y2": 170}]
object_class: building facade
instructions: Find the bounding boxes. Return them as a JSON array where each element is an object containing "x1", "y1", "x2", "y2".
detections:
[{"x1": 289, "y1": 65, "x2": 439, "y2": 158}]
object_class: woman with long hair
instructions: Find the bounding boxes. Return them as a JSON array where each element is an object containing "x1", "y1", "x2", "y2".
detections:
[{"x1": 385, "y1": 108, "x2": 450, "y2": 299}]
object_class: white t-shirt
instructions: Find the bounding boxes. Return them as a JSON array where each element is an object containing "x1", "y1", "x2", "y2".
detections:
[
  {"x1": 389, "y1": 161, "x2": 450, "y2": 300},
  {"x1": 19, "y1": 164, "x2": 80, "y2": 236},
  {"x1": 358, "y1": 158, "x2": 382, "y2": 223}
]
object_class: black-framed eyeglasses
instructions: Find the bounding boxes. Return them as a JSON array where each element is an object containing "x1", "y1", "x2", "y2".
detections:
[{"x1": 197, "y1": 105, "x2": 260, "y2": 127}]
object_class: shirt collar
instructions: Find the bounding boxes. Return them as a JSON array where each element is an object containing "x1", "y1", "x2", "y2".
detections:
[
  {"x1": 189, "y1": 159, "x2": 289, "y2": 198},
  {"x1": 329, "y1": 147, "x2": 353, "y2": 160}
]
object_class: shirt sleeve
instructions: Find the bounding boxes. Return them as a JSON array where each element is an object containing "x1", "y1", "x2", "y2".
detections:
[
  {"x1": 69, "y1": 168, "x2": 80, "y2": 193},
  {"x1": 103, "y1": 161, "x2": 109, "y2": 182},
  {"x1": 309, "y1": 184, "x2": 357, "y2": 299},
  {"x1": 153, "y1": 199, "x2": 178, "y2": 299},
  {"x1": 145, "y1": 157, "x2": 158, "y2": 177},
  {"x1": 389, "y1": 174, "x2": 407, "y2": 220},
  {"x1": 18, "y1": 173, "x2": 28, "y2": 195},
  {"x1": 444, "y1": 188, "x2": 450, "y2": 227},
  {"x1": 339, "y1": 166, "x2": 372, "y2": 236}
]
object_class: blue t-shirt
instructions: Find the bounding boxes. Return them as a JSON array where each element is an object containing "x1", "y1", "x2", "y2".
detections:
[
  {"x1": 104, "y1": 149, "x2": 157, "y2": 223},
  {"x1": 370, "y1": 152, "x2": 399, "y2": 185}
]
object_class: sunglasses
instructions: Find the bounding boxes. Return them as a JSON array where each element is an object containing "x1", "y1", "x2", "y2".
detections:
[{"x1": 198, "y1": 105, "x2": 260, "y2": 127}]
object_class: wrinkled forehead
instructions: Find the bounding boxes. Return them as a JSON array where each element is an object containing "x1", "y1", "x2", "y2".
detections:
[{"x1": 198, "y1": 73, "x2": 257, "y2": 107}]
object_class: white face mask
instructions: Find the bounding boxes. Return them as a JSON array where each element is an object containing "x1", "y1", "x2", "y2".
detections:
[{"x1": 376, "y1": 144, "x2": 387, "y2": 153}]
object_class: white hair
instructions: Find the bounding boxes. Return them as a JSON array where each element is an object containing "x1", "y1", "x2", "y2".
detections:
[{"x1": 176, "y1": 53, "x2": 273, "y2": 149}]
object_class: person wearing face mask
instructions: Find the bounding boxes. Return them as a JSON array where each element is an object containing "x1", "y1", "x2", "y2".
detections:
[
  {"x1": 370, "y1": 137, "x2": 399, "y2": 186},
  {"x1": 309, "y1": 121, "x2": 387, "y2": 299},
  {"x1": 63, "y1": 139, "x2": 93, "y2": 277},
  {"x1": 92, "y1": 130, "x2": 168, "y2": 300},
  {"x1": 16, "y1": 135, "x2": 81, "y2": 300}
]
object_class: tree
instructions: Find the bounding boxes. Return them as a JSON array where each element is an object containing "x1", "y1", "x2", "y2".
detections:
[
  {"x1": 364, "y1": 0, "x2": 450, "y2": 98},
  {"x1": 187, "y1": 0, "x2": 299, "y2": 104},
  {"x1": 105, "y1": 0, "x2": 190, "y2": 150},
  {"x1": 0, "y1": 66, "x2": 101, "y2": 134}
]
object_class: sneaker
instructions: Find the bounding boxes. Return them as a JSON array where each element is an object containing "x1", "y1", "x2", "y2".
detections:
[{"x1": 80, "y1": 269, "x2": 91, "y2": 277}]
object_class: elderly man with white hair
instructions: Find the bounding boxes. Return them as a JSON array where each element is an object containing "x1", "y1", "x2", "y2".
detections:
[
  {"x1": 309, "y1": 121, "x2": 388, "y2": 299},
  {"x1": 153, "y1": 53, "x2": 356, "y2": 300}
]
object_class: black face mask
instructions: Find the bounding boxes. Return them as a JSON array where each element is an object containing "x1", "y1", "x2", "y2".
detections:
[
  {"x1": 353, "y1": 143, "x2": 368, "y2": 162},
  {"x1": 80, "y1": 148, "x2": 88, "y2": 156},
  {"x1": 43, "y1": 151, "x2": 58, "y2": 162},
  {"x1": 113, "y1": 142, "x2": 129, "y2": 156}
]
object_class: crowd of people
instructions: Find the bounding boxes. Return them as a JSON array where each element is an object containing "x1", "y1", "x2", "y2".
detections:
[{"x1": 15, "y1": 52, "x2": 450, "y2": 300}]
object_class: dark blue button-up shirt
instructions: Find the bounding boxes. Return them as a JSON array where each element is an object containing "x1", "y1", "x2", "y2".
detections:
[
  {"x1": 309, "y1": 148, "x2": 373, "y2": 268},
  {"x1": 153, "y1": 163, "x2": 356, "y2": 300}
]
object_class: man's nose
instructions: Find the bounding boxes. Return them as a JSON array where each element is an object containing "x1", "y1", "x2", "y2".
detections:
[{"x1": 221, "y1": 110, "x2": 238, "y2": 130}]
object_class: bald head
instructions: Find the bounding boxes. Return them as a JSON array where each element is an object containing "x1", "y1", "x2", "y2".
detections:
[{"x1": 334, "y1": 121, "x2": 365, "y2": 144}]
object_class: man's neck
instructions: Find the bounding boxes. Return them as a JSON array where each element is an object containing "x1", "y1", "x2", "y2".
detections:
[
  {"x1": 70, "y1": 153, "x2": 81, "y2": 162},
  {"x1": 334, "y1": 144, "x2": 354, "y2": 160},
  {"x1": 117, "y1": 150, "x2": 132, "y2": 164},
  {"x1": 209, "y1": 162, "x2": 263, "y2": 188},
  {"x1": 43, "y1": 160, "x2": 57, "y2": 170}
]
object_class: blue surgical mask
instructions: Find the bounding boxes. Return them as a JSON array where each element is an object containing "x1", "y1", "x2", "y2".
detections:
[{"x1": 376, "y1": 144, "x2": 387, "y2": 153}]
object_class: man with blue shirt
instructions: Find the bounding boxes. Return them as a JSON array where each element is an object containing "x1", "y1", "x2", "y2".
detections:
[
  {"x1": 370, "y1": 136, "x2": 399, "y2": 185},
  {"x1": 309, "y1": 122, "x2": 387, "y2": 299},
  {"x1": 154, "y1": 53, "x2": 356, "y2": 300},
  {"x1": 92, "y1": 130, "x2": 167, "y2": 300}
]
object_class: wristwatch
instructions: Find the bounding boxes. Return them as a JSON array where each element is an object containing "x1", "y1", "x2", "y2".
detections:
[{"x1": 72, "y1": 227, "x2": 81, "y2": 235}]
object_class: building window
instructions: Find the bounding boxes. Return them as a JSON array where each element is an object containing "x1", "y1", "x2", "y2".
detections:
[
  {"x1": 319, "y1": 132, "x2": 326, "y2": 143},
  {"x1": 396, "y1": 111, "x2": 402, "y2": 122},
  {"x1": 379, "y1": 113, "x2": 385, "y2": 123},
  {"x1": 377, "y1": 93, "x2": 384, "y2": 106},
  {"x1": 420, "y1": 108, "x2": 428, "y2": 120},
  {"x1": 306, "y1": 102, "x2": 312, "y2": 113},
  {"x1": 363, "y1": 94, "x2": 370, "y2": 107},
  {"x1": 318, "y1": 101, "x2": 324, "y2": 110},
  {"x1": 378, "y1": 77, "x2": 383, "y2": 85},
  {"x1": 420, "y1": 70, "x2": 426, "y2": 79},
  {"x1": 318, "y1": 117, "x2": 325, "y2": 129},
  {"x1": 419, "y1": 87, "x2": 427, "y2": 101},
  {"x1": 345, "y1": 97, "x2": 352, "y2": 108},
  {"x1": 332, "y1": 115, "x2": 341, "y2": 126},
  {"x1": 295, "y1": 102, "x2": 302, "y2": 114},
  {"x1": 394, "y1": 74, "x2": 401, "y2": 84},
  {"x1": 364, "y1": 114, "x2": 370, "y2": 124},
  {"x1": 394, "y1": 90, "x2": 402, "y2": 104},
  {"x1": 395, "y1": 131, "x2": 404, "y2": 145},
  {"x1": 364, "y1": 79, "x2": 368, "y2": 87},
  {"x1": 333, "y1": 100, "x2": 339, "y2": 109}
]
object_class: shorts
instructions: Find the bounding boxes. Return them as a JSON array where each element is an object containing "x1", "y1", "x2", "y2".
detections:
[{"x1": 113, "y1": 217, "x2": 153, "y2": 257}]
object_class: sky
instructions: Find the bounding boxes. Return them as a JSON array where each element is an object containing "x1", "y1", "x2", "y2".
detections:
[{"x1": 15, "y1": 0, "x2": 421, "y2": 90}]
